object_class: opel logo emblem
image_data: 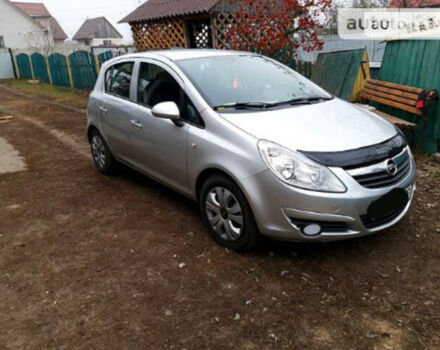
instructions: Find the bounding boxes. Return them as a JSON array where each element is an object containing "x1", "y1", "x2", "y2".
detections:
[{"x1": 386, "y1": 159, "x2": 398, "y2": 176}]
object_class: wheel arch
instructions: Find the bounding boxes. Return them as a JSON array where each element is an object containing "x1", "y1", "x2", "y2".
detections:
[{"x1": 87, "y1": 124, "x2": 100, "y2": 142}]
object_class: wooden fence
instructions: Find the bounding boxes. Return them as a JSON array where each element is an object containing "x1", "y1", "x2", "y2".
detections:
[
  {"x1": 15, "y1": 48, "x2": 312, "y2": 90},
  {"x1": 15, "y1": 50, "x2": 115, "y2": 90}
]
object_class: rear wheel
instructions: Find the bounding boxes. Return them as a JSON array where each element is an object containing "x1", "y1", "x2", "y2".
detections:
[
  {"x1": 89, "y1": 130, "x2": 117, "y2": 174},
  {"x1": 200, "y1": 175, "x2": 258, "y2": 251}
]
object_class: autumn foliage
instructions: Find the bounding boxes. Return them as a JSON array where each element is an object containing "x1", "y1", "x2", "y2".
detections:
[{"x1": 226, "y1": 0, "x2": 332, "y2": 56}]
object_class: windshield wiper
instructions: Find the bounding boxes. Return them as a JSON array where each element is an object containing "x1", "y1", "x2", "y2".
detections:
[
  {"x1": 271, "y1": 95, "x2": 333, "y2": 107},
  {"x1": 213, "y1": 102, "x2": 273, "y2": 111}
]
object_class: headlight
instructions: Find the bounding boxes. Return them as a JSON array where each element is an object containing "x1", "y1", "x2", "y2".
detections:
[{"x1": 258, "y1": 140, "x2": 346, "y2": 193}]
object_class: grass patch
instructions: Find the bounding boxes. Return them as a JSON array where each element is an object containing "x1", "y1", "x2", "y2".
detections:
[{"x1": 3, "y1": 79, "x2": 89, "y2": 109}]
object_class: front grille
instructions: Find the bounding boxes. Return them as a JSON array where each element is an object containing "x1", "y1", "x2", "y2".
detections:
[
  {"x1": 360, "y1": 206, "x2": 406, "y2": 230},
  {"x1": 290, "y1": 218, "x2": 349, "y2": 233},
  {"x1": 350, "y1": 150, "x2": 411, "y2": 189}
]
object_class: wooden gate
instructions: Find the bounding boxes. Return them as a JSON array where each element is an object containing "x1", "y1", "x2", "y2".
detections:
[
  {"x1": 31, "y1": 53, "x2": 50, "y2": 83},
  {"x1": 69, "y1": 51, "x2": 97, "y2": 90},
  {"x1": 16, "y1": 53, "x2": 32, "y2": 80}
]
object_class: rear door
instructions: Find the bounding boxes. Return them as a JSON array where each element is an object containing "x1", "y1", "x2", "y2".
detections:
[{"x1": 99, "y1": 60, "x2": 136, "y2": 163}]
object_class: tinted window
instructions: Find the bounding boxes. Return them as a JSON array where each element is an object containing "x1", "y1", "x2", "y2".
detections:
[
  {"x1": 0, "y1": 36, "x2": 4, "y2": 48},
  {"x1": 183, "y1": 93, "x2": 204, "y2": 127},
  {"x1": 105, "y1": 62, "x2": 134, "y2": 99},
  {"x1": 137, "y1": 62, "x2": 180, "y2": 107}
]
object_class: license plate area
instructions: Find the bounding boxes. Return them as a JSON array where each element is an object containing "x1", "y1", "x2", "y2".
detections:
[{"x1": 367, "y1": 188, "x2": 409, "y2": 220}]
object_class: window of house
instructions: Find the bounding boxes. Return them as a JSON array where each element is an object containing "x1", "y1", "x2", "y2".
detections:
[
  {"x1": 0, "y1": 36, "x2": 5, "y2": 49},
  {"x1": 103, "y1": 40, "x2": 112, "y2": 46},
  {"x1": 105, "y1": 61, "x2": 134, "y2": 99}
]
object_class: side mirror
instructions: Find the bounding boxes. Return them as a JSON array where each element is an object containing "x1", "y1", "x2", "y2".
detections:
[{"x1": 151, "y1": 102, "x2": 180, "y2": 121}]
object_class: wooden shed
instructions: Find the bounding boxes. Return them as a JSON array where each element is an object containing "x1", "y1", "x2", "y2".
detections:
[{"x1": 120, "y1": 0, "x2": 238, "y2": 51}]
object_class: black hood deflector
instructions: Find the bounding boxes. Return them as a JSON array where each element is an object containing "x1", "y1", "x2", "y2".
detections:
[{"x1": 300, "y1": 134, "x2": 407, "y2": 169}]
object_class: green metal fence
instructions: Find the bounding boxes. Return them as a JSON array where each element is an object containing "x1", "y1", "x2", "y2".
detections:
[
  {"x1": 98, "y1": 51, "x2": 113, "y2": 66},
  {"x1": 31, "y1": 53, "x2": 50, "y2": 84},
  {"x1": 16, "y1": 53, "x2": 32, "y2": 80},
  {"x1": 48, "y1": 53, "x2": 70, "y2": 87},
  {"x1": 380, "y1": 40, "x2": 440, "y2": 154},
  {"x1": 69, "y1": 51, "x2": 98, "y2": 90}
]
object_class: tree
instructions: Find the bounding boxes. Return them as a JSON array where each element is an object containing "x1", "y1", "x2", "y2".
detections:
[
  {"x1": 21, "y1": 21, "x2": 54, "y2": 57},
  {"x1": 226, "y1": 0, "x2": 332, "y2": 57}
]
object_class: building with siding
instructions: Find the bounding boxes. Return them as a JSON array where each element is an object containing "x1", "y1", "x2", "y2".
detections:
[
  {"x1": 12, "y1": 2, "x2": 68, "y2": 45},
  {"x1": 73, "y1": 17, "x2": 123, "y2": 47},
  {"x1": 0, "y1": 0, "x2": 50, "y2": 49}
]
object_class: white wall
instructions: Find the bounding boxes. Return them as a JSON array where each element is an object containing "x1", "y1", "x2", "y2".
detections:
[
  {"x1": 0, "y1": 48, "x2": 15, "y2": 79},
  {"x1": 0, "y1": 0, "x2": 47, "y2": 50},
  {"x1": 91, "y1": 38, "x2": 123, "y2": 47}
]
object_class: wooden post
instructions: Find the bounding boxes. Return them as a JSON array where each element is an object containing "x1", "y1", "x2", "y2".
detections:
[
  {"x1": 29, "y1": 54, "x2": 35, "y2": 80},
  {"x1": 45, "y1": 56, "x2": 53, "y2": 85},
  {"x1": 95, "y1": 55, "x2": 101, "y2": 75},
  {"x1": 66, "y1": 55, "x2": 74, "y2": 88}
]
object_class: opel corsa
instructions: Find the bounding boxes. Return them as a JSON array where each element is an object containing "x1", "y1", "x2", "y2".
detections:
[{"x1": 87, "y1": 50, "x2": 416, "y2": 251}]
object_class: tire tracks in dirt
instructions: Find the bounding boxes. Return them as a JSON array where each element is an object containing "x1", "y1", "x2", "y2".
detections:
[{"x1": 0, "y1": 85, "x2": 89, "y2": 158}]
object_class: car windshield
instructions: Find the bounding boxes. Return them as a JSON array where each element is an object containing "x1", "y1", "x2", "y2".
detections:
[{"x1": 176, "y1": 55, "x2": 332, "y2": 110}]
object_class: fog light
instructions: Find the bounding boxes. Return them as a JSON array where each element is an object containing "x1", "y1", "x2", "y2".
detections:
[{"x1": 302, "y1": 224, "x2": 322, "y2": 236}]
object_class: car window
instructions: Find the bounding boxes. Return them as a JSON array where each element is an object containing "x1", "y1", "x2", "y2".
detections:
[
  {"x1": 182, "y1": 93, "x2": 204, "y2": 127},
  {"x1": 137, "y1": 62, "x2": 181, "y2": 107},
  {"x1": 137, "y1": 62, "x2": 204, "y2": 127},
  {"x1": 105, "y1": 62, "x2": 134, "y2": 99}
]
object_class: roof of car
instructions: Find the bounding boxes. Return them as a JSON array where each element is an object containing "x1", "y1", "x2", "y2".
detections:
[{"x1": 121, "y1": 49, "x2": 250, "y2": 62}]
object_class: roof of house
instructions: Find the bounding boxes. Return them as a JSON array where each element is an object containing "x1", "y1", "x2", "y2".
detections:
[
  {"x1": 120, "y1": 0, "x2": 222, "y2": 23},
  {"x1": 73, "y1": 17, "x2": 123, "y2": 40},
  {"x1": 11, "y1": 1, "x2": 68, "y2": 40},
  {"x1": 12, "y1": 2, "x2": 51, "y2": 17},
  {"x1": 48, "y1": 17, "x2": 68, "y2": 41}
]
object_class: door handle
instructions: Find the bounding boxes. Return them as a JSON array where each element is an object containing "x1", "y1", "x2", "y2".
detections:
[
  {"x1": 130, "y1": 119, "x2": 143, "y2": 129},
  {"x1": 99, "y1": 106, "x2": 108, "y2": 114}
]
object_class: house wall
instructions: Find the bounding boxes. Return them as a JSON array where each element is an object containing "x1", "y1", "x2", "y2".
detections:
[
  {"x1": 0, "y1": 0, "x2": 46, "y2": 49},
  {"x1": 91, "y1": 38, "x2": 123, "y2": 47}
]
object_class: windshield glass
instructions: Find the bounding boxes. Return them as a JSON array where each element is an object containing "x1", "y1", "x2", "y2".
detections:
[{"x1": 176, "y1": 55, "x2": 331, "y2": 109}]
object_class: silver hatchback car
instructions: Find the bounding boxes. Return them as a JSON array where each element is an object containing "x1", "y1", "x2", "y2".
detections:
[{"x1": 87, "y1": 49, "x2": 416, "y2": 251}]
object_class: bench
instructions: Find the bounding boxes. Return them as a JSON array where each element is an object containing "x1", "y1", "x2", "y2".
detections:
[{"x1": 359, "y1": 79, "x2": 438, "y2": 130}]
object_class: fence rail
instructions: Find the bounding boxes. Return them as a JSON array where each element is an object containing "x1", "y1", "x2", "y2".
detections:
[
  {"x1": 14, "y1": 50, "x2": 115, "y2": 90},
  {"x1": 14, "y1": 47, "x2": 313, "y2": 90}
]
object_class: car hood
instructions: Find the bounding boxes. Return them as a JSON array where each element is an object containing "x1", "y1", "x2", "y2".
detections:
[{"x1": 220, "y1": 98, "x2": 397, "y2": 152}]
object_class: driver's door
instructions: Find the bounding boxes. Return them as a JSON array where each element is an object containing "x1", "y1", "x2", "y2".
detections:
[{"x1": 128, "y1": 61, "x2": 190, "y2": 196}]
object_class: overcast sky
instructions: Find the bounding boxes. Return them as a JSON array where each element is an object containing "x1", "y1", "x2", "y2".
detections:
[{"x1": 22, "y1": 0, "x2": 144, "y2": 44}]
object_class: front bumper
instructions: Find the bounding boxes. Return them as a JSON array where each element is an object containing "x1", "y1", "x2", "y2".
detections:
[{"x1": 241, "y1": 156, "x2": 416, "y2": 242}]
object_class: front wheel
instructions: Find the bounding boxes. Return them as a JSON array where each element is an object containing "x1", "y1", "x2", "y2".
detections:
[{"x1": 199, "y1": 175, "x2": 259, "y2": 251}]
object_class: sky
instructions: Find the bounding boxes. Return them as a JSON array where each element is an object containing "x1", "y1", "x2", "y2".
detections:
[{"x1": 20, "y1": 0, "x2": 144, "y2": 44}]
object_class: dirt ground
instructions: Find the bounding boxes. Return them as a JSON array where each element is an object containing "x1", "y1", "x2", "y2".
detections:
[{"x1": 0, "y1": 81, "x2": 440, "y2": 350}]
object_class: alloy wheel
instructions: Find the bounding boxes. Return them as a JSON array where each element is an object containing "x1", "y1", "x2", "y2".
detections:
[{"x1": 91, "y1": 135, "x2": 107, "y2": 169}]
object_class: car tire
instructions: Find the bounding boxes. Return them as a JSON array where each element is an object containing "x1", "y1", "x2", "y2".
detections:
[
  {"x1": 89, "y1": 130, "x2": 117, "y2": 174},
  {"x1": 199, "y1": 174, "x2": 259, "y2": 251}
]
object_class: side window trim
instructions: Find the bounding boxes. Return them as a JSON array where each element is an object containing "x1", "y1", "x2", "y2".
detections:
[
  {"x1": 133, "y1": 58, "x2": 184, "y2": 107},
  {"x1": 133, "y1": 59, "x2": 205, "y2": 128},
  {"x1": 104, "y1": 60, "x2": 135, "y2": 101}
]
